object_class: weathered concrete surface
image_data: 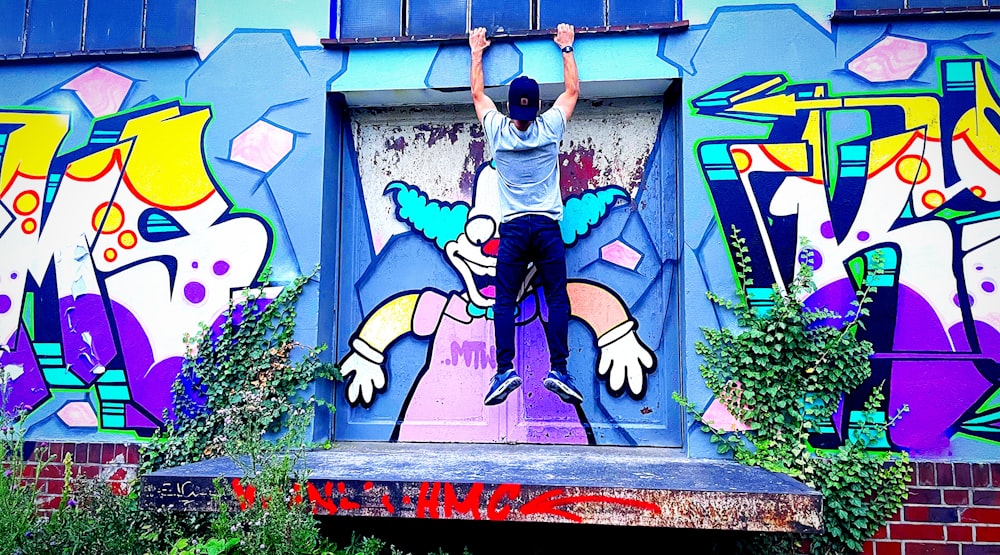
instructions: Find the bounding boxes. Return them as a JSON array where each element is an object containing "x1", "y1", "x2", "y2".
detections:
[
  {"x1": 351, "y1": 98, "x2": 661, "y2": 253},
  {"x1": 139, "y1": 442, "x2": 822, "y2": 533}
]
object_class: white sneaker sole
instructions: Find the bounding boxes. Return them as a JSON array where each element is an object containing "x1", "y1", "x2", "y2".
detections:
[
  {"x1": 544, "y1": 377, "x2": 583, "y2": 404},
  {"x1": 485, "y1": 376, "x2": 522, "y2": 406}
]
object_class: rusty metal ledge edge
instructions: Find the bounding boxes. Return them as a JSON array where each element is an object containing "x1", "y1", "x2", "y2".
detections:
[{"x1": 138, "y1": 442, "x2": 823, "y2": 534}]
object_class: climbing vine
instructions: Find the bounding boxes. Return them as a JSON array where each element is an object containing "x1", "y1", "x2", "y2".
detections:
[
  {"x1": 675, "y1": 226, "x2": 910, "y2": 555},
  {"x1": 141, "y1": 267, "x2": 338, "y2": 474}
]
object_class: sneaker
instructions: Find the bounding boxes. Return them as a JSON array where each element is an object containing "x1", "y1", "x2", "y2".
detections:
[
  {"x1": 484, "y1": 369, "x2": 522, "y2": 406},
  {"x1": 543, "y1": 370, "x2": 583, "y2": 404}
]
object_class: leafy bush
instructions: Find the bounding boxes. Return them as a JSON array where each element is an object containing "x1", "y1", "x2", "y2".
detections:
[
  {"x1": 22, "y1": 464, "x2": 149, "y2": 555},
  {"x1": 139, "y1": 269, "x2": 340, "y2": 554},
  {"x1": 674, "y1": 226, "x2": 910, "y2": 555},
  {"x1": 0, "y1": 373, "x2": 54, "y2": 555},
  {"x1": 141, "y1": 269, "x2": 337, "y2": 475},
  {"x1": 1, "y1": 373, "x2": 153, "y2": 554},
  {"x1": 202, "y1": 404, "x2": 338, "y2": 555}
]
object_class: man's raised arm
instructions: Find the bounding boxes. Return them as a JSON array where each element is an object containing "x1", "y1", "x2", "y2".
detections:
[
  {"x1": 552, "y1": 23, "x2": 579, "y2": 122},
  {"x1": 469, "y1": 27, "x2": 497, "y2": 123}
]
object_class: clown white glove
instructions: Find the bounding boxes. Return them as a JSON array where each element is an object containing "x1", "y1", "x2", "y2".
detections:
[
  {"x1": 596, "y1": 320, "x2": 655, "y2": 397},
  {"x1": 340, "y1": 338, "x2": 387, "y2": 405}
]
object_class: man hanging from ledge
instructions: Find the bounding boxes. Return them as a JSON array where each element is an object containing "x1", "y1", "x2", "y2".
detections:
[{"x1": 468, "y1": 23, "x2": 584, "y2": 406}]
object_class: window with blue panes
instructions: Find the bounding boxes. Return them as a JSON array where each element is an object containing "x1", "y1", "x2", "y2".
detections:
[
  {"x1": 0, "y1": 0, "x2": 195, "y2": 59},
  {"x1": 331, "y1": 0, "x2": 679, "y2": 40},
  {"x1": 837, "y1": 0, "x2": 994, "y2": 8}
]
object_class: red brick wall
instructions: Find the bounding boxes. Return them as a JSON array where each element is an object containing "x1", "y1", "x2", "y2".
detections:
[
  {"x1": 18, "y1": 442, "x2": 141, "y2": 512},
  {"x1": 865, "y1": 462, "x2": 1000, "y2": 555}
]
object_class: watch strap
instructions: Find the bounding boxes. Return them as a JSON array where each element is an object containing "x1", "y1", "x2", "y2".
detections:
[{"x1": 561, "y1": 45, "x2": 574, "y2": 53}]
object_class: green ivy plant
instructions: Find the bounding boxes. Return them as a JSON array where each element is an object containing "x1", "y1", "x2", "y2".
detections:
[
  {"x1": 139, "y1": 268, "x2": 340, "y2": 553},
  {"x1": 167, "y1": 537, "x2": 240, "y2": 555},
  {"x1": 0, "y1": 373, "x2": 56, "y2": 554},
  {"x1": 203, "y1": 403, "x2": 340, "y2": 555},
  {"x1": 674, "y1": 226, "x2": 910, "y2": 555},
  {"x1": 141, "y1": 267, "x2": 338, "y2": 474},
  {"x1": 0, "y1": 370, "x2": 152, "y2": 555}
]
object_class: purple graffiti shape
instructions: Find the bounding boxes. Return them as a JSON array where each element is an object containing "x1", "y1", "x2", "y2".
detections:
[{"x1": 184, "y1": 282, "x2": 207, "y2": 304}]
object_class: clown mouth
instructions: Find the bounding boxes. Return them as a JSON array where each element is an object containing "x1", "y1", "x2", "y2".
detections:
[{"x1": 472, "y1": 273, "x2": 496, "y2": 298}]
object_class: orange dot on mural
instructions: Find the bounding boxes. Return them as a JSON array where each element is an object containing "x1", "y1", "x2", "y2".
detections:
[
  {"x1": 21, "y1": 218, "x2": 37, "y2": 234},
  {"x1": 13, "y1": 191, "x2": 40, "y2": 215},
  {"x1": 971, "y1": 186, "x2": 986, "y2": 198},
  {"x1": 92, "y1": 202, "x2": 125, "y2": 234},
  {"x1": 104, "y1": 248, "x2": 117, "y2": 262},
  {"x1": 922, "y1": 190, "x2": 945, "y2": 209},
  {"x1": 118, "y1": 230, "x2": 137, "y2": 249},
  {"x1": 896, "y1": 155, "x2": 931, "y2": 185},
  {"x1": 731, "y1": 149, "x2": 752, "y2": 173}
]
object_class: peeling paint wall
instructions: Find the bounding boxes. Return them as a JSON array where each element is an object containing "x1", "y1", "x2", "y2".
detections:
[{"x1": 351, "y1": 98, "x2": 660, "y2": 254}]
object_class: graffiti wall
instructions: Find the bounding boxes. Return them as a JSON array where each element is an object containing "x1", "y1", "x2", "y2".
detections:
[
  {"x1": 0, "y1": 100, "x2": 271, "y2": 436},
  {"x1": 0, "y1": 30, "x2": 342, "y2": 440},
  {"x1": 661, "y1": 5, "x2": 1000, "y2": 459},
  {"x1": 0, "y1": 18, "x2": 684, "y2": 446},
  {"x1": 3, "y1": 0, "x2": 998, "y2": 462}
]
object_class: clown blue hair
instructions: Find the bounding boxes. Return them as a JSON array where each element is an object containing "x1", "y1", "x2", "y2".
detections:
[
  {"x1": 385, "y1": 181, "x2": 470, "y2": 249},
  {"x1": 561, "y1": 185, "x2": 629, "y2": 247}
]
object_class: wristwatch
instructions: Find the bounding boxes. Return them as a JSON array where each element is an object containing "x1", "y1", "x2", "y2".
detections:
[{"x1": 561, "y1": 45, "x2": 573, "y2": 53}]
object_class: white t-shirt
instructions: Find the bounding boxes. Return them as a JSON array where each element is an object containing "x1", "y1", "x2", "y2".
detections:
[{"x1": 482, "y1": 107, "x2": 566, "y2": 223}]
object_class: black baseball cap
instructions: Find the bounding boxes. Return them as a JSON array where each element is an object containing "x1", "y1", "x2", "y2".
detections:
[{"x1": 508, "y1": 75, "x2": 540, "y2": 121}]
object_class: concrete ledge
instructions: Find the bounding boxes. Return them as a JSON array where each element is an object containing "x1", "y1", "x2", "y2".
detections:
[{"x1": 139, "y1": 442, "x2": 823, "y2": 533}]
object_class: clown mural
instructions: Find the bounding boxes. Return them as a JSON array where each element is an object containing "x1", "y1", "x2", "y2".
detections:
[{"x1": 338, "y1": 161, "x2": 657, "y2": 444}]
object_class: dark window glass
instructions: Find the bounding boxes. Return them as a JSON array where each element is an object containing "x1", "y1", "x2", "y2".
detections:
[
  {"x1": 2, "y1": 0, "x2": 195, "y2": 59},
  {"x1": 909, "y1": 0, "x2": 985, "y2": 5},
  {"x1": 836, "y1": 0, "x2": 903, "y2": 7},
  {"x1": 26, "y1": 0, "x2": 85, "y2": 54},
  {"x1": 341, "y1": 0, "x2": 402, "y2": 38},
  {"x1": 837, "y1": 0, "x2": 987, "y2": 7},
  {"x1": 608, "y1": 0, "x2": 675, "y2": 26},
  {"x1": 471, "y1": 0, "x2": 531, "y2": 34},
  {"x1": 145, "y1": 0, "x2": 196, "y2": 48},
  {"x1": 408, "y1": 0, "x2": 466, "y2": 35},
  {"x1": 85, "y1": 0, "x2": 143, "y2": 51},
  {"x1": 331, "y1": 0, "x2": 683, "y2": 40},
  {"x1": 540, "y1": 0, "x2": 605, "y2": 28},
  {"x1": 0, "y1": 0, "x2": 26, "y2": 56}
]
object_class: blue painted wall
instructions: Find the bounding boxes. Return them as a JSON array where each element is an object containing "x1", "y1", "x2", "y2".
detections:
[{"x1": 1, "y1": 1, "x2": 999, "y2": 462}]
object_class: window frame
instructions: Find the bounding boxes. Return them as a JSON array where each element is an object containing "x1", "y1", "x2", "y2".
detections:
[
  {"x1": 0, "y1": 0, "x2": 196, "y2": 62},
  {"x1": 834, "y1": 0, "x2": 993, "y2": 11},
  {"x1": 832, "y1": 0, "x2": 999, "y2": 20},
  {"x1": 327, "y1": 0, "x2": 683, "y2": 44}
]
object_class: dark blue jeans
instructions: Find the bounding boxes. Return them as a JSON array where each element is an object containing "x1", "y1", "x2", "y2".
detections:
[{"x1": 494, "y1": 214, "x2": 569, "y2": 376}]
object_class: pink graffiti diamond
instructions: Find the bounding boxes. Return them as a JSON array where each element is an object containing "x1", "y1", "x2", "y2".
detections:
[
  {"x1": 601, "y1": 240, "x2": 642, "y2": 271},
  {"x1": 703, "y1": 398, "x2": 750, "y2": 433},
  {"x1": 230, "y1": 120, "x2": 294, "y2": 173},
  {"x1": 57, "y1": 401, "x2": 99, "y2": 427},
  {"x1": 848, "y1": 36, "x2": 927, "y2": 83},
  {"x1": 62, "y1": 67, "x2": 133, "y2": 117}
]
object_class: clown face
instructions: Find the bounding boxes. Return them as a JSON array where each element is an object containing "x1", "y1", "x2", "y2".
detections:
[{"x1": 442, "y1": 164, "x2": 543, "y2": 310}]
